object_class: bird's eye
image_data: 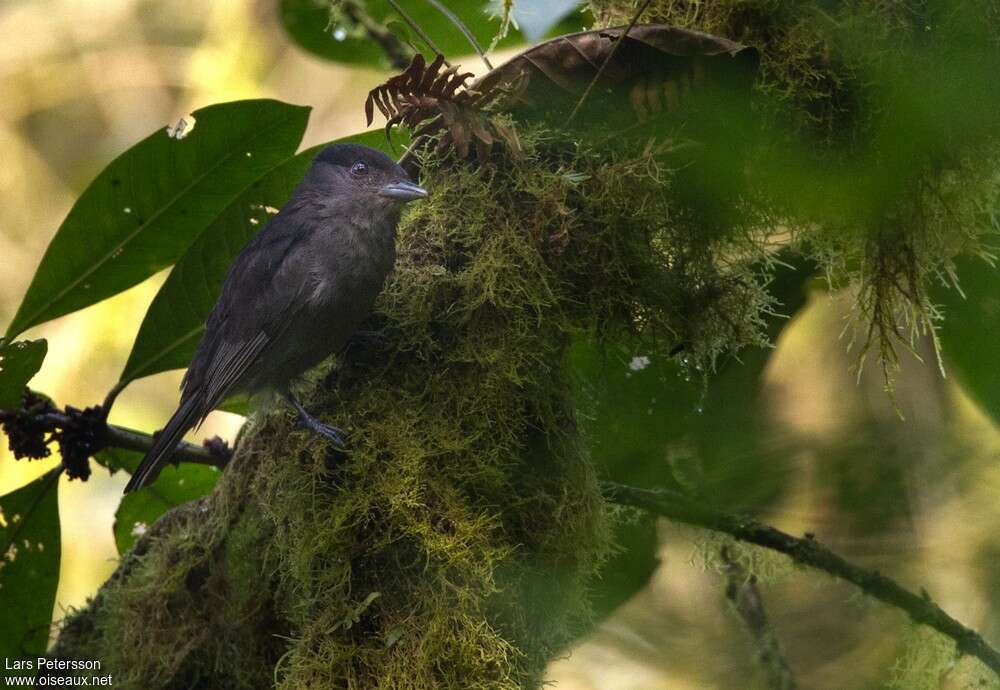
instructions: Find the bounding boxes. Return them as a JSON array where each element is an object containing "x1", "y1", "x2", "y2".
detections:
[{"x1": 350, "y1": 161, "x2": 369, "y2": 176}]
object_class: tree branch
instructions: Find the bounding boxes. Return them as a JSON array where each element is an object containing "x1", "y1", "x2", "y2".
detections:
[
  {"x1": 602, "y1": 482, "x2": 1000, "y2": 678},
  {"x1": 721, "y1": 546, "x2": 797, "y2": 690},
  {"x1": 0, "y1": 392, "x2": 230, "y2": 480},
  {"x1": 385, "y1": 0, "x2": 449, "y2": 66},
  {"x1": 97, "y1": 418, "x2": 228, "y2": 468}
]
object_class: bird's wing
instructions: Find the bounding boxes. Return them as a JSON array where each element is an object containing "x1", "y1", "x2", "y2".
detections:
[
  {"x1": 182, "y1": 210, "x2": 318, "y2": 413},
  {"x1": 201, "y1": 330, "x2": 271, "y2": 406}
]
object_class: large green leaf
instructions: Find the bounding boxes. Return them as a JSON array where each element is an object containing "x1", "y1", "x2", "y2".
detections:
[
  {"x1": 0, "y1": 339, "x2": 47, "y2": 410},
  {"x1": 118, "y1": 130, "x2": 398, "y2": 387},
  {"x1": 5, "y1": 100, "x2": 311, "y2": 339},
  {"x1": 279, "y1": 0, "x2": 587, "y2": 66},
  {"x1": 934, "y1": 256, "x2": 1000, "y2": 421},
  {"x1": 0, "y1": 469, "x2": 61, "y2": 660},
  {"x1": 95, "y1": 449, "x2": 219, "y2": 554}
]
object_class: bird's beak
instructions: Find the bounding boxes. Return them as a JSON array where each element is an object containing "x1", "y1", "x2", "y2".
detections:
[{"x1": 379, "y1": 181, "x2": 428, "y2": 202}]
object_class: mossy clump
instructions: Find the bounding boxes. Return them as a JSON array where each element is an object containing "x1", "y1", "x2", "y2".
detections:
[
  {"x1": 591, "y1": 0, "x2": 1000, "y2": 388},
  {"x1": 53, "y1": 123, "x2": 783, "y2": 688}
]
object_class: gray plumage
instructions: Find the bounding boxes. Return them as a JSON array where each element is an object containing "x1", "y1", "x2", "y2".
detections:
[{"x1": 124, "y1": 144, "x2": 427, "y2": 493}]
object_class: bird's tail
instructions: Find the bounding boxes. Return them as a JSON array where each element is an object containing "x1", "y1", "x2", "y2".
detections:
[{"x1": 123, "y1": 396, "x2": 203, "y2": 494}]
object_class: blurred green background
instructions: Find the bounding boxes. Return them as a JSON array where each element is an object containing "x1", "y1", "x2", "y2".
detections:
[{"x1": 2, "y1": 1, "x2": 999, "y2": 688}]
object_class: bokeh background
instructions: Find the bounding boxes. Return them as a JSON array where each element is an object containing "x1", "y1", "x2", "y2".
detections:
[{"x1": 1, "y1": 1, "x2": 998, "y2": 688}]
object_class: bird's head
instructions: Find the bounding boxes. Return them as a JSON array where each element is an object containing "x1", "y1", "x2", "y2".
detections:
[{"x1": 304, "y1": 143, "x2": 428, "y2": 216}]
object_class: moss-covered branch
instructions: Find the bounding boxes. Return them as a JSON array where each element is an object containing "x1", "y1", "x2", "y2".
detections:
[{"x1": 603, "y1": 482, "x2": 1000, "y2": 677}]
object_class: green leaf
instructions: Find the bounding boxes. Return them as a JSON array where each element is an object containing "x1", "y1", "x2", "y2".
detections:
[
  {"x1": 0, "y1": 339, "x2": 47, "y2": 410},
  {"x1": 279, "y1": 0, "x2": 587, "y2": 66},
  {"x1": 96, "y1": 449, "x2": 219, "y2": 554},
  {"x1": 118, "y1": 130, "x2": 400, "y2": 387},
  {"x1": 5, "y1": 99, "x2": 311, "y2": 339},
  {"x1": 0, "y1": 469, "x2": 61, "y2": 659},
  {"x1": 934, "y1": 257, "x2": 1000, "y2": 421},
  {"x1": 385, "y1": 19, "x2": 420, "y2": 50},
  {"x1": 94, "y1": 447, "x2": 140, "y2": 476}
]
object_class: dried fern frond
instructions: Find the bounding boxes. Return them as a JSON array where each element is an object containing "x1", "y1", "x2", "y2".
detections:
[
  {"x1": 365, "y1": 53, "x2": 516, "y2": 161},
  {"x1": 365, "y1": 53, "x2": 475, "y2": 128}
]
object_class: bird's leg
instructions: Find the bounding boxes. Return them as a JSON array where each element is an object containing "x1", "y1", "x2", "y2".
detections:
[{"x1": 284, "y1": 393, "x2": 347, "y2": 449}]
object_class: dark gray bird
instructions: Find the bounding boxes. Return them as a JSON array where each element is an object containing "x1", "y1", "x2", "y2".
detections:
[{"x1": 124, "y1": 143, "x2": 427, "y2": 493}]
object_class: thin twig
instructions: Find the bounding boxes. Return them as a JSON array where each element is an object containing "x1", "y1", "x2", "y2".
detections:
[
  {"x1": 567, "y1": 0, "x2": 654, "y2": 123},
  {"x1": 721, "y1": 546, "x2": 797, "y2": 690},
  {"x1": 386, "y1": 0, "x2": 450, "y2": 66},
  {"x1": 602, "y1": 482, "x2": 1000, "y2": 678},
  {"x1": 341, "y1": 0, "x2": 414, "y2": 70},
  {"x1": 424, "y1": 0, "x2": 493, "y2": 70},
  {"x1": 101, "y1": 379, "x2": 127, "y2": 415}
]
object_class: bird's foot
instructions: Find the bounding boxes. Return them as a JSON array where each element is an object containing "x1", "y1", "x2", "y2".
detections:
[
  {"x1": 285, "y1": 393, "x2": 347, "y2": 449},
  {"x1": 302, "y1": 416, "x2": 347, "y2": 448}
]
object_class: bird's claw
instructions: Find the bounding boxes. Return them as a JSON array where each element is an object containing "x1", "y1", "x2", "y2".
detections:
[
  {"x1": 285, "y1": 392, "x2": 347, "y2": 450},
  {"x1": 304, "y1": 418, "x2": 347, "y2": 449}
]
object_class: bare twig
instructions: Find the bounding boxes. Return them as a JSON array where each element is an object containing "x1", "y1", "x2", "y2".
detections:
[
  {"x1": 567, "y1": 0, "x2": 654, "y2": 123},
  {"x1": 386, "y1": 0, "x2": 450, "y2": 66},
  {"x1": 602, "y1": 482, "x2": 1000, "y2": 678},
  {"x1": 721, "y1": 546, "x2": 797, "y2": 690},
  {"x1": 424, "y1": 0, "x2": 493, "y2": 70},
  {"x1": 340, "y1": 0, "x2": 414, "y2": 70}
]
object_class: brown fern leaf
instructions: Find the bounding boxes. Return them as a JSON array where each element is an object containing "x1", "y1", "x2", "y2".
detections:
[
  {"x1": 365, "y1": 53, "x2": 507, "y2": 161},
  {"x1": 365, "y1": 54, "x2": 476, "y2": 129}
]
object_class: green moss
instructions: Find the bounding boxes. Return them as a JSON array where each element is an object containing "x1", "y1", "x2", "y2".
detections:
[
  {"x1": 240, "y1": 128, "x2": 771, "y2": 687},
  {"x1": 881, "y1": 625, "x2": 995, "y2": 690}
]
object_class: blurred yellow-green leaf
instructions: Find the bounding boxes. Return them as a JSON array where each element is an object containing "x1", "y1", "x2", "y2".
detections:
[
  {"x1": 279, "y1": 0, "x2": 586, "y2": 66},
  {"x1": 935, "y1": 257, "x2": 1000, "y2": 422}
]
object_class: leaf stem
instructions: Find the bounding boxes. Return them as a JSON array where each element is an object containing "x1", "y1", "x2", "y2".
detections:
[
  {"x1": 340, "y1": 0, "x2": 414, "y2": 70},
  {"x1": 423, "y1": 0, "x2": 493, "y2": 70},
  {"x1": 386, "y1": 0, "x2": 450, "y2": 66},
  {"x1": 567, "y1": 0, "x2": 654, "y2": 123}
]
